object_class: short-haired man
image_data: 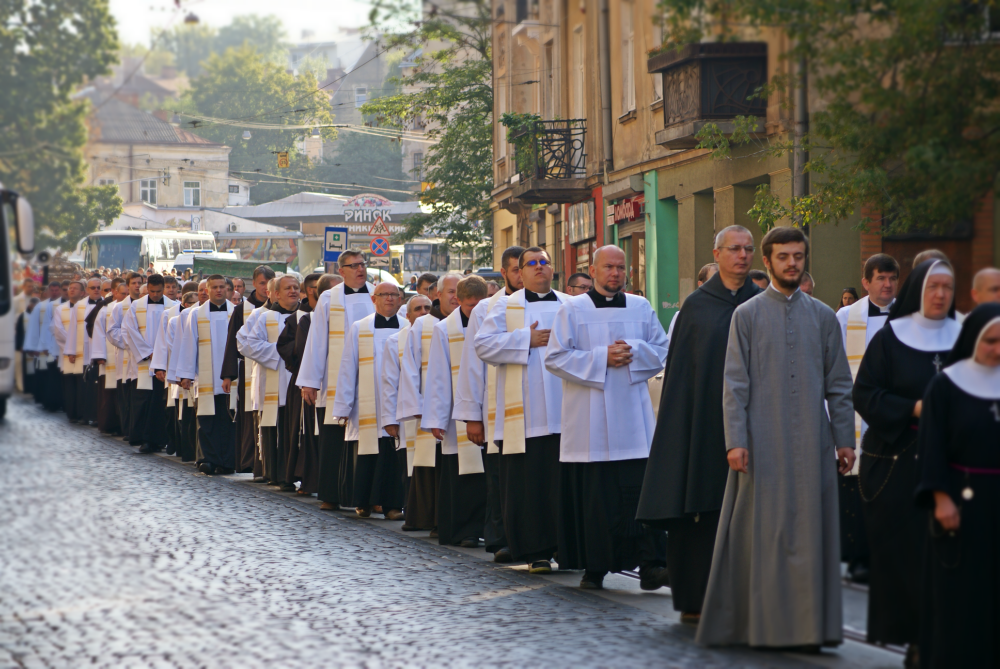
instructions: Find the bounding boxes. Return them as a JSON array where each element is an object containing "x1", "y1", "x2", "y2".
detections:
[
  {"x1": 123, "y1": 273, "x2": 175, "y2": 453},
  {"x1": 163, "y1": 275, "x2": 180, "y2": 301},
  {"x1": 232, "y1": 277, "x2": 246, "y2": 299},
  {"x1": 416, "y1": 273, "x2": 438, "y2": 297},
  {"x1": 167, "y1": 291, "x2": 202, "y2": 462},
  {"x1": 748, "y1": 269, "x2": 769, "y2": 290},
  {"x1": 301, "y1": 273, "x2": 322, "y2": 311},
  {"x1": 177, "y1": 275, "x2": 239, "y2": 474},
  {"x1": 106, "y1": 272, "x2": 143, "y2": 438},
  {"x1": 564, "y1": 272, "x2": 593, "y2": 296},
  {"x1": 696, "y1": 226, "x2": 855, "y2": 648},
  {"x1": 330, "y1": 282, "x2": 407, "y2": 517},
  {"x1": 86, "y1": 276, "x2": 123, "y2": 435},
  {"x1": 298, "y1": 251, "x2": 377, "y2": 510},
  {"x1": 75, "y1": 276, "x2": 104, "y2": 424},
  {"x1": 971, "y1": 267, "x2": 1000, "y2": 305},
  {"x1": 51, "y1": 280, "x2": 87, "y2": 423},
  {"x1": 913, "y1": 248, "x2": 949, "y2": 268},
  {"x1": 698, "y1": 263, "x2": 719, "y2": 286}
]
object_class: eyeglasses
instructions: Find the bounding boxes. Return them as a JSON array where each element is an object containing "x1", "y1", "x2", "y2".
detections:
[
  {"x1": 720, "y1": 244, "x2": 755, "y2": 254},
  {"x1": 567, "y1": 283, "x2": 589, "y2": 290},
  {"x1": 341, "y1": 261, "x2": 366, "y2": 270},
  {"x1": 522, "y1": 258, "x2": 550, "y2": 268}
]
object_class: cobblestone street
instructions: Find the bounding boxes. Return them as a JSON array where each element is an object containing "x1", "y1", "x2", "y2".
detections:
[{"x1": 0, "y1": 397, "x2": 900, "y2": 668}]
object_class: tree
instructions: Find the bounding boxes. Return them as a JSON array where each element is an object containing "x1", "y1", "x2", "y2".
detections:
[
  {"x1": 153, "y1": 22, "x2": 216, "y2": 78},
  {"x1": 363, "y1": 0, "x2": 494, "y2": 263},
  {"x1": 312, "y1": 130, "x2": 412, "y2": 201},
  {"x1": 154, "y1": 14, "x2": 287, "y2": 78},
  {"x1": 0, "y1": 0, "x2": 121, "y2": 250},
  {"x1": 660, "y1": 0, "x2": 1000, "y2": 234}
]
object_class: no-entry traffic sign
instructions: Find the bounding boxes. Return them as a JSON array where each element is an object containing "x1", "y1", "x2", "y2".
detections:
[{"x1": 370, "y1": 237, "x2": 389, "y2": 256}]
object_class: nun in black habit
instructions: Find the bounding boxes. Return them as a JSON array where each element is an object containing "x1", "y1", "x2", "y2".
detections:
[
  {"x1": 853, "y1": 259, "x2": 962, "y2": 656},
  {"x1": 915, "y1": 303, "x2": 1000, "y2": 669},
  {"x1": 636, "y1": 270, "x2": 760, "y2": 617}
]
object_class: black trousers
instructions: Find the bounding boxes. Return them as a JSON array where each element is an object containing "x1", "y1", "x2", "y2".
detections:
[
  {"x1": 352, "y1": 437, "x2": 406, "y2": 510},
  {"x1": 63, "y1": 373, "x2": 82, "y2": 422},
  {"x1": 130, "y1": 378, "x2": 168, "y2": 447},
  {"x1": 196, "y1": 395, "x2": 236, "y2": 469},
  {"x1": 317, "y1": 419, "x2": 350, "y2": 506},
  {"x1": 119, "y1": 379, "x2": 133, "y2": 438},
  {"x1": 483, "y1": 450, "x2": 507, "y2": 553},
  {"x1": 663, "y1": 510, "x2": 721, "y2": 613}
]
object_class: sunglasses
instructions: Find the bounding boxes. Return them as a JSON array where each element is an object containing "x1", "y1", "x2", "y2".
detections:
[{"x1": 522, "y1": 258, "x2": 550, "y2": 268}]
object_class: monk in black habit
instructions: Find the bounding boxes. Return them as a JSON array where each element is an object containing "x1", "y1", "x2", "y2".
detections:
[
  {"x1": 637, "y1": 225, "x2": 760, "y2": 621},
  {"x1": 221, "y1": 266, "x2": 274, "y2": 475},
  {"x1": 915, "y1": 303, "x2": 1000, "y2": 669},
  {"x1": 853, "y1": 258, "x2": 961, "y2": 664}
]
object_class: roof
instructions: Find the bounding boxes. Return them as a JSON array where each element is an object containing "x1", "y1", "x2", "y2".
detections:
[
  {"x1": 222, "y1": 191, "x2": 421, "y2": 222},
  {"x1": 89, "y1": 98, "x2": 225, "y2": 147}
]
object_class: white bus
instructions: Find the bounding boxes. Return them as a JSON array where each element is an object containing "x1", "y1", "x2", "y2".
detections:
[
  {"x1": 0, "y1": 184, "x2": 35, "y2": 418},
  {"x1": 78, "y1": 229, "x2": 218, "y2": 274}
]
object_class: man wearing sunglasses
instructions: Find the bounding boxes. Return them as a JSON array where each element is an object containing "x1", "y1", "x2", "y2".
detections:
[
  {"x1": 454, "y1": 245, "x2": 524, "y2": 563},
  {"x1": 297, "y1": 250, "x2": 377, "y2": 511},
  {"x1": 475, "y1": 247, "x2": 567, "y2": 574}
]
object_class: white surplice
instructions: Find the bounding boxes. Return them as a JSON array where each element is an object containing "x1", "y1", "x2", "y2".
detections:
[
  {"x1": 474, "y1": 290, "x2": 565, "y2": 439},
  {"x1": 90, "y1": 303, "x2": 111, "y2": 364},
  {"x1": 396, "y1": 313, "x2": 439, "y2": 422},
  {"x1": 106, "y1": 297, "x2": 133, "y2": 380},
  {"x1": 176, "y1": 301, "x2": 234, "y2": 396},
  {"x1": 296, "y1": 283, "x2": 376, "y2": 408},
  {"x1": 239, "y1": 307, "x2": 293, "y2": 408},
  {"x1": 420, "y1": 309, "x2": 468, "y2": 454},
  {"x1": 151, "y1": 304, "x2": 181, "y2": 373},
  {"x1": 544, "y1": 293, "x2": 668, "y2": 462},
  {"x1": 50, "y1": 302, "x2": 70, "y2": 371},
  {"x1": 380, "y1": 327, "x2": 409, "y2": 448},
  {"x1": 66, "y1": 300, "x2": 97, "y2": 366},
  {"x1": 122, "y1": 296, "x2": 173, "y2": 383},
  {"x1": 167, "y1": 306, "x2": 198, "y2": 387},
  {"x1": 330, "y1": 313, "x2": 405, "y2": 437},
  {"x1": 452, "y1": 298, "x2": 491, "y2": 424}
]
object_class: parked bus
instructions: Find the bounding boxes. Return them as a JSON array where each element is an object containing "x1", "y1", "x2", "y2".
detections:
[
  {"x1": 0, "y1": 184, "x2": 35, "y2": 418},
  {"x1": 403, "y1": 239, "x2": 450, "y2": 275},
  {"x1": 78, "y1": 229, "x2": 218, "y2": 274}
]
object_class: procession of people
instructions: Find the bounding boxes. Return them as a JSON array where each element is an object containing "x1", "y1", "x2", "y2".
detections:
[{"x1": 14, "y1": 229, "x2": 1000, "y2": 667}]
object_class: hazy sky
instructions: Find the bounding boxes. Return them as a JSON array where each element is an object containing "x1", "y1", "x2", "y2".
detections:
[{"x1": 110, "y1": 0, "x2": 373, "y2": 50}]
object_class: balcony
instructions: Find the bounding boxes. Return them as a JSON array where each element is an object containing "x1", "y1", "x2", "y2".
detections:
[
  {"x1": 507, "y1": 119, "x2": 588, "y2": 205},
  {"x1": 648, "y1": 42, "x2": 767, "y2": 150}
]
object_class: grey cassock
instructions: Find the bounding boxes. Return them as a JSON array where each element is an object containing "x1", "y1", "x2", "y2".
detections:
[{"x1": 696, "y1": 287, "x2": 854, "y2": 648}]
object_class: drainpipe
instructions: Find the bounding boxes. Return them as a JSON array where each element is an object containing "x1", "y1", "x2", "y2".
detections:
[{"x1": 597, "y1": 0, "x2": 613, "y2": 177}]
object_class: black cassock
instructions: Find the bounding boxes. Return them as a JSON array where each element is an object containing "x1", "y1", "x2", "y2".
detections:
[
  {"x1": 854, "y1": 325, "x2": 950, "y2": 646},
  {"x1": 636, "y1": 273, "x2": 760, "y2": 613},
  {"x1": 221, "y1": 289, "x2": 265, "y2": 474}
]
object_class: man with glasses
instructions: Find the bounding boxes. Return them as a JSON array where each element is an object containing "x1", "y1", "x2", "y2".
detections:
[
  {"x1": 476, "y1": 247, "x2": 567, "y2": 572},
  {"x1": 329, "y1": 282, "x2": 407, "y2": 518},
  {"x1": 637, "y1": 225, "x2": 761, "y2": 622},
  {"x1": 455, "y1": 246, "x2": 523, "y2": 562},
  {"x1": 564, "y1": 273, "x2": 593, "y2": 296},
  {"x1": 298, "y1": 251, "x2": 377, "y2": 511},
  {"x1": 545, "y1": 245, "x2": 670, "y2": 592}
]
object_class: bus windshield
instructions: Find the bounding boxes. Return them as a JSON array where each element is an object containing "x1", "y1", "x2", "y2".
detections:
[{"x1": 91, "y1": 235, "x2": 142, "y2": 271}]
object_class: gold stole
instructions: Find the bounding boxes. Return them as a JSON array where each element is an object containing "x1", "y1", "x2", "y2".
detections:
[
  {"x1": 162, "y1": 306, "x2": 178, "y2": 407},
  {"x1": 103, "y1": 307, "x2": 117, "y2": 389},
  {"x1": 398, "y1": 326, "x2": 418, "y2": 475},
  {"x1": 241, "y1": 301, "x2": 254, "y2": 407},
  {"x1": 483, "y1": 290, "x2": 505, "y2": 454},
  {"x1": 121, "y1": 301, "x2": 130, "y2": 377},
  {"x1": 448, "y1": 311, "x2": 484, "y2": 475},
  {"x1": 134, "y1": 298, "x2": 153, "y2": 390},
  {"x1": 357, "y1": 317, "x2": 381, "y2": 455},
  {"x1": 502, "y1": 297, "x2": 527, "y2": 455},
  {"x1": 845, "y1": 297, "x2": 869, "y2": 474},
  {"x1": 323, "y1": 295, "x2": 347, "y2": 423},
  {"x1": 65, "y1": 302, "x2": 86, "y2": 374},
  {"x1": 196, "y1": 301, "x2": 220, "y2": 415},
  {"x1": 260, "y1": 311, "x2": 281, "y2": 427},
  {"x1": 412, "y1": 316, "x2": 438, "y2": 468}
]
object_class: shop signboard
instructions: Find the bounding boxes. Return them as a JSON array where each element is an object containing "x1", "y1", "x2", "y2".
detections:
[
  {"x1": 608, "y1": 195, "x2": 645, "y2": 226},
  {"x1": 567, "y1": 200, "x2": 596, "y2": 245}
]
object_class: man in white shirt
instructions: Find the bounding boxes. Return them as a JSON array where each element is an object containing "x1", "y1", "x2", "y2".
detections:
[
  {"x1": 123, "y1": 273, "x2": 174, "y2": 453},
  {"x1": 52, "y1": 280, "x2": 85, "y2": 423},
  {"x1": 23, "y1": 281, "x2": 64, "y2": 412},
  {"x1": 107, "y1": 272, "x2": 142, "y2": 442},
  {"x1": 545, "y1": 246, "x2": 670, "y2": 591},
  {"x1": 77, "y1": 276, "x2": 103, "y2": 425},
  {"x1": 88, "y1": 276, "x2": 126, "y2": 435}
]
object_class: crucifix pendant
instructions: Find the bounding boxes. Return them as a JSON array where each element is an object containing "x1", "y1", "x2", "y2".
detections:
[
  {"x1": 932, "y1": 354, "x2": 944, "y2": 374},
  {"x1": 991, "y1": 402, "x2": 1000, "y2": 423}
]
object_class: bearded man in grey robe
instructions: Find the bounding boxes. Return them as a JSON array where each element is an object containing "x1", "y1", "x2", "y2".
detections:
[{"x1": 696, "y1": 226, "x2": 855, "y2": 650}]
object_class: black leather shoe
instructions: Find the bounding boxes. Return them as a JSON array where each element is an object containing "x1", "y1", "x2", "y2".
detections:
[
  {"x1": 529, "y1": 560, "x2": 552, "y2": 574},
  {"x1": 580, "y1": 571, "x2": 606, "y2": 589},
  {"x1": 279, "y1": 483, "x2": 296, "y2": 492},
  {"x1": 460, "y1": 537, "x2": 480, "y2": 548},
  {"x1": 137, "y1": 443, "x2": 157, "y2": 454},
  {"x1": 251, "y1": 477, "x2": 267, "y2": 483},
  {"x1": 639, "y1": 566, "x2": 671, "y2": 591},
  {"x1": 198, "y1": 463, "x2": 215, "y2": 475},
  {"x1": 214, "y1": 467, "x2": 235, "y2": 476},
  {"x1": 493, "y1": 547, "x2": 513, "y2": 563}
]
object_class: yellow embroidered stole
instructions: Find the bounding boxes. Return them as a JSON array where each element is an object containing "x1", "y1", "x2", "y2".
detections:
[
  {"x1": 134, "y1": 298, "x2": 153, "y2": 390},
  {"x1": 412, "y1": 316, "x2": 438, "y2": 468},
  {"x1": 502, "y1": 297, "x2": 527, "y2": 454},
  {"x1": 239, "y1": 301, "x2": 254, "y2": 409},
  {"x1": 103, "y1": 307, "x2": 117, "y2": 389},
  {"x1": 121, "y1": 300, "x2": 130, "y2": 377},
  {"x1": 448, "y1": 311, "x2": 484, "y2": 475},
  {"x1": 483, "y1": 290, "x2": 505, "y2": 455},
  {"x1": 260, "y1": 311, "x2": 281, "y2": 427},
  {"x1": 357, "y1": 317, "x2": 381, "y2": 455},
  {"x1": 323, "y1": 294, "x2": 347, "y2": 423},
  {"x1": 398, "y1": 326, "x2": 418, "y2": 475},
  {"x1": 845, "y1": 297, "x2": 869, "y2": 473},
  {"x1": 162, "y1": 306, "x2": 179, "y2": 407},
  {"x1": 196, "y1": 301, "x2": 218, "y2": 416}
]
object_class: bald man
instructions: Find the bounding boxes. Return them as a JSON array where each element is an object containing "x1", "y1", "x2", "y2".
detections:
[{"x1": 972, "y1": 267, "x2": 1000, "y2": 306}]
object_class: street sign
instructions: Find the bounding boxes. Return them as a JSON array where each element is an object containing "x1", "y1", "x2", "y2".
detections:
[
  {"x1": 369, "y1": 256, "x2": 390, "y2": 269},
  {"x1": 277, "y1": 151, "x2": 290, "y2": 168},
  {"x1": 370, "y1": 236, "x2": 389, "y2": 256},
  {"x1": 324, "y1": 226, "x2": 348, "y2": 262},
  {"x1": 367, "y1": 216, "x2": 390, "y2": 236}
]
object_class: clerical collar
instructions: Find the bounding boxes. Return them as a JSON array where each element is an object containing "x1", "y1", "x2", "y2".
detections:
[
  {"x1": 88, "y1": 298, "x2": 99, "y2": 304},
  {"x1": 344, "y1": 284, "x2": 369, "y2": 295},
  {"x1": 586, "y1": 288, "x2": 626, "y2": 308},
  {"x1": 868, "y1": 298, "x2": 893, "y2": 317},
  {"x1": 525, "y1": 290, "x2": 557, "y2": 303},
  {"x1": 889, "y1": 313, "x2": 962, "y2": 352},
  {"x1": 209, "y1": 302, "x2": 228, "y2": 312},
  {"x1": 374, "y1": 314, "x2": 399, "y2": 329},
  {"x1": 148, "y1": 298, "x2": 164, "y2": 305}
]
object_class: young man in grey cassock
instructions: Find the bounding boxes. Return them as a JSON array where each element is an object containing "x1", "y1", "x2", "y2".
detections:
[{"x1": 696, "y1": 226, "x2": 856, "y2": 649}]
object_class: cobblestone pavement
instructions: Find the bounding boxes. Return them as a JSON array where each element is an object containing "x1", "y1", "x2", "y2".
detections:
[{"x1": 0, "y1": 397, "x2": 899, "y2": 669}]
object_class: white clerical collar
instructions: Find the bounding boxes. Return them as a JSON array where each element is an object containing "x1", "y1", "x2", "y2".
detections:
[
  {"x1": 768, "y1": 283, "x2": 799, "y2": 300},
  {"x1": 871, "y1": 298, "x2": 893, "y2": 314},
  {"x1": 944, "y1": 359, "x2": 1000, "y2": 400},
  {"x1": 889, "y1": 313, "x2": 962, "y2": 352}
]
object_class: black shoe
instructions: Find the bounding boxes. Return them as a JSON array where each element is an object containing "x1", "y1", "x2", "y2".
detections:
[
  {"x1": 215, "y1": 467, "x2": 235, "y2": 476},
  {"x1": 580, "y1": 571, "x2": 606, "y2": 589},
  {"x1": 639, "y1": 565, "x2": 671, "y2": 591},
  {"x1": 137, "y1": 443, "x2": 158, "y2": 454},
  {"x1": 250, "y1": 477, "x2": 268, "y2": 483},
  {"x1": 460, "y1": 537, "x2": 480, "y2": 548},
  {"x1": 528, "y1": 560, "x2": 552, "y2": 574},
  {"x1": 279, "y1": 483, "x2": 296, "y2": 492},
  {"x1": 198, "y1": 463, "x2": 215, "y2": 475},
  {"x1": 493, "y1": 547, "x2": 513, "y2": 563}
]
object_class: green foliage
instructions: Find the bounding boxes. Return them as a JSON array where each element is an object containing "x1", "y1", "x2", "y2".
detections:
[
  {"x1": 153, "y1": 14, "x2": 287, "y2": 78},
  {"x1": 37, "y1": 185, "x2": 124, "y2": 250},
  {"x1": 0, "y1": 0, "x2": 121, "y2": 250},
  {"x1": 312, "y1": 130, "x2": 410, "y2": 201},
  {"x1": 662, "y1": 0, "x2": 1000, "y2": 234},
  {"x1": 363, "y1": 0, "x2": 494, "y2": 264},
  {"x1": 499, "y1": 112, "x2": 542, "y2": 176}
]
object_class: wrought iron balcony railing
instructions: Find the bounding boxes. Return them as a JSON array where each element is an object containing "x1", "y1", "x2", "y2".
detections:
[{"x1": 510, "y1": 119, "x2": 586, "y2": 182}]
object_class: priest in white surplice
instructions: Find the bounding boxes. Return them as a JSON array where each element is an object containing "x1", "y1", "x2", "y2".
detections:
[
  {"x1": 88, "y1": 277, "x2": 125, "y2": 435},
  {"x1": 108, "y1": 272, "x2": 143, "y2": 443},
  {"x1": 422, "y1": 275, "x2": 488, "y2": 547},
  {"x1": 544, "y1": 246, "x2": 670, "y2": 591},
  {"x1": 168, "y1": 290, "x2": 200, "y2": 463},
  {"x1": 834, "y1": 252, "x2": 899, "y2": 585},
  {"x1": 52, "y1": 280, "x2": 85, "y2": 423},
  {"x1": 152, "y1": 287, "x2": 185, "y2": 456},
  {"x1": 240, "y1": 275, "x2": 301, "y2": 488},
  {"x1": 330, "y1": 282, "x2": 407, "y2": 518},
  {"x1": 454, "y1": 245, "x2": 523, "y2": 562},
  {"x1": 475, "y1": 247, "x2": 565, "y2": 572},
  {"x1": 23, "y1": 281, "x2": 63, "y2": 412},
  {"x1": 122, "y1": 274, "x2": 175, "y2": 453},
  {"x1": 177, "y1": 275, "x2": 239, "y2": 474},
  {"x1": 74, "y1": 277, "x2": 103, "y2": 424},
  {"x1": 297, "y1": 252, "x2": 376, "y2": 510}
]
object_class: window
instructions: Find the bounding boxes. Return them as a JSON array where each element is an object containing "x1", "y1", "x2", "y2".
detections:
[
  {"x1": 412, "y1": 152, "x2": 424, "y2": 180},
  {"x1": 183, "y1": 181, "x2": 200, "y2": 207},
  {"x1": 189, "y1": 239, "x2": 203, "y2": 250},
  {"x1": 572, "y1": 26, "x2": 584, "y2": 120},
  {"x1": 354, "y1": 86, "x2": 367, "y2": 108},
  {"x1": 229, "y1": 184, "x2": 240, "y2": 194},
  {"x1": 621, "y1": 0, "x2": 636, "y2": 112},
  {"x1": 98, "y1": 178, "x2": 115, "y2": 186},
  {"x1": 140, "y1": 179, "x2": 157, "y2": 204},
  {"x1": 651, "y1": 19, "x2": 664, "y2": 102}
]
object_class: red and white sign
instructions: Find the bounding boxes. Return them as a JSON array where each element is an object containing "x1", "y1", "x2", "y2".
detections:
[
  {"x1": 370, "y1": 237, "x2": 390, "y2": 256},
  {"x1": 367, "y1": 216, "x2": 391, "y2": 236},
  {"x1": 610, "y1": 195, "x2": 645, "y2": 225}
]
